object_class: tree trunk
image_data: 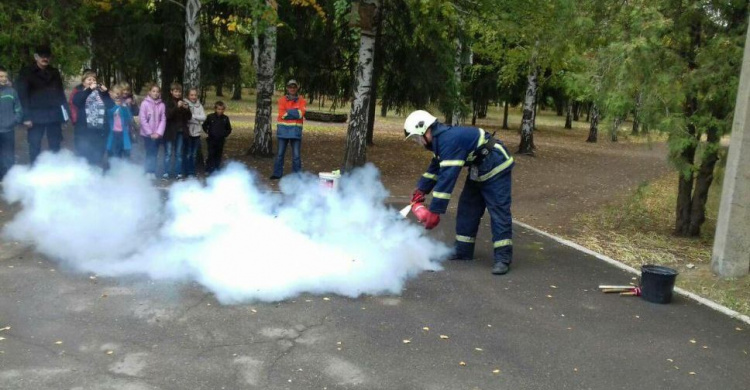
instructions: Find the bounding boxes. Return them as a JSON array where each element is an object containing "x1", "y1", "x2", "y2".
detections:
[
  {"x1": 674, "y1": 121, "x2": 698, "y2": 236},
  {"x1": 216, "y1": 82, "x2": 224, "y2": 97},
  {"x1": 631, "y1": 91, "x2": 642, "y2": 135},
  {"x1": 586, "y1": 104, "x2": 598, "y2": 143},
  {"x1": 248, "y1": 21, "x2": 276, "y2": 157},
  {"x1": 675, "y1": 19, "x2": 702, "y2": 236},
  {"x1": 478, "y1": 101, "x2": 488, "y2": 118},
  {"x1": 555, "y1": 96, "x2": 564, "y2": 116},
  {"x1": 183, "y1": 0, "x2": 201, "y2": 91},
  {"x1": 585, "y1": 102, "x2": 591, "y2": 122},
  {"x1": 610, "y1": 117, "x2": 621, "y2": 142},
  {"x1": 366, "y1": 81, "x2": 377, "y2": 146},
  {"x1": 451, "y1": 37, "x2": 463, "y2": 126},
  {"x1": 502, "y1": 101, "x2": 509, "y2": 130},
  {"x1": 343, "y1": 0, "x2": 379, "y2": 170},
  {"x1": 572, "y1": 101, "x2": 580, "y2": 121},
  {"x1": 564, "y1": 100, "x2": 573, "y2": 129},
  {"x1": 688, "y1": 126, "x2": 720, "y2": 236},
  {"x1": 366, "y1": 3, "x2": 385, "y2": 147},
  {"x1": 471, "y1": 100, "x2": 478, "y2": 126},
  {"x1": 518, "y1": 66, "x2": 538, "y2": 155},
  {"x1": 232, "y1": 80, "x2": 242, "y2": 100}
]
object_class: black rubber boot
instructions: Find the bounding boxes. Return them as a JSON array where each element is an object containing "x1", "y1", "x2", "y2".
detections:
[{"x1": 491, "y1": 262, "x2": 510, "y2": 275}]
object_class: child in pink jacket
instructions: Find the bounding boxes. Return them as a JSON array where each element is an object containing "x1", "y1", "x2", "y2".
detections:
[{"x1": 139, "y1": 83, "x2": 166, "y2": 178}]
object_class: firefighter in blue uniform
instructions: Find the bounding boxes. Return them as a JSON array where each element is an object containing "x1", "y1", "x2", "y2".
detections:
[{"x1": 404, "y1": 110, "x2": 515, "y2": 275}]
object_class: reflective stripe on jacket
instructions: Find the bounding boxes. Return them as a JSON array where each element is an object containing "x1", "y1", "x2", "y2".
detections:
[
  {"x1": 416, "y1": 123, "x2": 514, "y2": 214},
  {"x1": 276, "y1": 95, "x2": 306, "y2": 139}
]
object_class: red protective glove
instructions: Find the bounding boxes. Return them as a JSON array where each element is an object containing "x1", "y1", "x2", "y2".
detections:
[
  {"x1": 411, "y1": 203, "x2": 441, "y2": 230},
  {"x1": 411, "y1": 189, "x2": 426, "y2": 204}
]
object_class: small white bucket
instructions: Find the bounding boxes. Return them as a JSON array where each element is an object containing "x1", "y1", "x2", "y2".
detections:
[{"x1": 319, "y1": 171, "x2": 341, "y2": 190}]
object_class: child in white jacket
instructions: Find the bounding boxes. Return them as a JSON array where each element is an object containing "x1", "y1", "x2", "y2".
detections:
[{"x1": 184, "y1": 88, "x2": 206, "y2": 178}]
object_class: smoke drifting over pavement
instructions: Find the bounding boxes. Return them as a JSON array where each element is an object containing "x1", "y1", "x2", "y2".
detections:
[{"x1": 1, "y1": 152, "x2": 449, "y2": 303}]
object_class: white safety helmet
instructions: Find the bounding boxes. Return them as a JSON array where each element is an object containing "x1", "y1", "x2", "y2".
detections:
[{"x1": 404, "y1": 110, "x2": 437, "y2": 141}]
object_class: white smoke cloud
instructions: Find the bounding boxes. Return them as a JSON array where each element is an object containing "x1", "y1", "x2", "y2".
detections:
[{"x1": 2, "y1": 151, "x2": 449, "y2": 303}]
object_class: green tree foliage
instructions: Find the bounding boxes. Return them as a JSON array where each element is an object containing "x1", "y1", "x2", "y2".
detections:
[
  {"x1": 0, "y1": 0, "x2": 94, "y2": 76},
  {"x1": 275, "y1": 0, "x2": 358, "y2": 108}
]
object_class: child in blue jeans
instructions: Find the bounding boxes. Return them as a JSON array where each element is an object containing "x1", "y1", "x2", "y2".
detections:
[{"x1": 184, "y1": 88, "x2": 206, "y2": 178}]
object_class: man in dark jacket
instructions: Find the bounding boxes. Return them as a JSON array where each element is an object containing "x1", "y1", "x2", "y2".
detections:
[{"x1": 16, "y1": 45, "x2": 69, "y2": 164}]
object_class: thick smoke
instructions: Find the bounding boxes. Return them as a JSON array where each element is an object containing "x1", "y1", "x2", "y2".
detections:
[{"x1": 2, "y1": 152, "x2": 449, "y2": 303}]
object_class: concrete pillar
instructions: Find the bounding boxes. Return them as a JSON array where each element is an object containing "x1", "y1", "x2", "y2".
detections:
[{"x1": 711, "y1": 16, "x2": 750, "y2": 278}]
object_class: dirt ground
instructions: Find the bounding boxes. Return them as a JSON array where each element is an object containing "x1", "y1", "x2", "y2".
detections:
[
  {"x1": 224, "y1": 110, "x2": 672, "y2": 236},
  {"x1": 6, "y1": 109, "x2": 672, "y2": 237}
]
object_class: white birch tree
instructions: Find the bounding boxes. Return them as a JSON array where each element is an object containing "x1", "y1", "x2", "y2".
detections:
[
  {"x1": 248, "y1": 0, "x2": 277, "y2": 157},
  {"x1": 343, "y1": 0, "x2": 380, "y2": 170},
  {"x1": 183, "y1": 0, "x2": 202, "y2": 90}
]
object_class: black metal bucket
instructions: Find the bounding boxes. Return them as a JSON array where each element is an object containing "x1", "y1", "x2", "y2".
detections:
[{"x1": 640, "y1": 265, "x2": 679, "y2": 304}]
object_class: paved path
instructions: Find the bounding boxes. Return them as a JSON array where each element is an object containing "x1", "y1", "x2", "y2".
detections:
[{"x1": 0, "y1": 212, "x2": 748, "y2": 390}]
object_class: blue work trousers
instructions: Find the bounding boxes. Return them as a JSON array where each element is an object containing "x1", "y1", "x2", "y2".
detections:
[{"x1": 454, "y1": 171, "x2": 513, "y2": 265}]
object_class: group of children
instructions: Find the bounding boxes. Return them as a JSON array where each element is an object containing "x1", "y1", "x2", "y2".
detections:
[
  {"x1": 0, "y1": 66, "x2": 233, "y2": 181},
  {"x1": 74, "y1": 76, "x2": 233, "y2": 180}
]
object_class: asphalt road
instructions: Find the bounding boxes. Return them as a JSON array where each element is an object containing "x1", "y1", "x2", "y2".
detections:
[{"x1": 0, "y1": 211, "x2": 748, "y2": 390}]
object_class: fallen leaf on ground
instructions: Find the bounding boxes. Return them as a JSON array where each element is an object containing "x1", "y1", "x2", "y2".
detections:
[
  {"x1": 573, "y1": 368, "x2": 578, "y2": 372},
  {"x1": 689, "y1": 339, "x2": 696, "y2": 344},
  {"x1": 459, "y1": 361, "x2": 466, "y2": 366},
  {"x1": 492, "y1": 369, "x2": 500, "y2": 374},
  {"x1": 55, "y1": 341, "x2": 63, "y2": 345},
  {"x1": 323, "y1": 297, "x2": 330, "y2": 301},
  {"x1": 251, "y1": 309, "x2": 257, "y2": 313},
  {"x1": 0, "y1": 327, "x2": 9, "y2": 331},
  {"x1": 689, "y1": 372, "x2": 696, "y2": 375},
  {"x1": 402, "y1": 340, "x2": 411, "y2": 344},
  {"x1": 475, "y1": 348, "x2": 483, "y2": 351},
  {"x1": 736, "y1": 327, "x2": 743, "y2": 331},
  {"x1": 422, "y1": 327, "x2": 430, "y2": 331},
  {"x1": 667, "y1": 358, "x2": 674, "y2": 362},
  {"x1": 550, "y1": 285, "x2": 557, "y2": 289},
  {"x1": 106, "y1": 350, "x2": 114, "y2": 355},
  {"x1": 0, "y1": 337, "x2": 5, "y2": 341},
  {"x1": 439, "y1": 335, "x2": 449, "y2": 339}
]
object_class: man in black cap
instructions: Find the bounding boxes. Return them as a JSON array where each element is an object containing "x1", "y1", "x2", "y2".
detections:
[{"x1": 16, "y1": 45, "x2": 68, "y2": 164}]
